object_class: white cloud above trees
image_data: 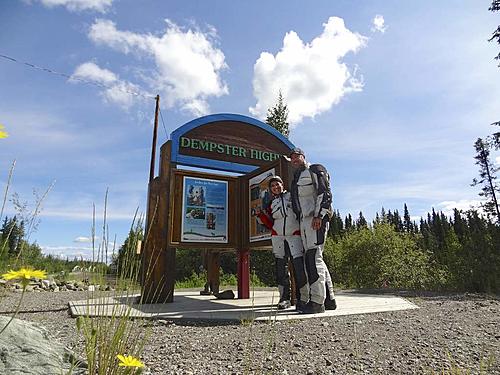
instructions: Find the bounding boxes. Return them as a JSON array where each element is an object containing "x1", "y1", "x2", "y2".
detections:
[
  {"x1": 86, "y1": 19, "x2": 228, "y2": 116},
  {"x1": 250, "y1": 16, "x2": 367, "y2": 125},
  {"x1": 29, "y1": 0, "x2": 113, "y2": 13},
  {"x1": 73, "y1": 236, "x2": 98, "y2": 243},
  {"x1": 437, "y1": 199, "x2": 484, "y2": 217}
]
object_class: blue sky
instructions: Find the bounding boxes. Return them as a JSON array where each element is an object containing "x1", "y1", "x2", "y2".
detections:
[{"x1": 1, "y1": 0, "x2": 499, "y2": 260}]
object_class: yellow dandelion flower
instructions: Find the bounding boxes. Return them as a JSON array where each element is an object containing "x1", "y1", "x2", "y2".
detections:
[
  {"x1": 116, "y1": 354, "x2": 145, "y2": 368},
  {"x1": 0, "y1": 124, "x2": 8, "y2": 139},
  {"x1": 2, "y1": 268, "x2": 47, "y2": 285}
]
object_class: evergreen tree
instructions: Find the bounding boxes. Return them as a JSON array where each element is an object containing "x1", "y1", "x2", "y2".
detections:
[
  {"x1": 329, "y1": 210, "x2": 344, "y2": 239},
  {"x1": 112, "y1": 223, "x2": 144, "y2": 277},
  {"x1": 392, "y1": 209, "x2": 403, "y2": 232},
  {"x1": 0, "y1": 216, "x2": 25, "y2": 256},
  {"x1": 403, "y1": 204, "x2": 413, "y2": 233},
  {"x1": 452, "y1": 209, "x2": 468, "y2": 243},
  {"x1": 489, "y1": 1, "x2": 500, "y2": 64},
  {"x1": 471, "y1": 137, "x2": 500, "y2": 223},
  {"x1": 356, "y1": 211, "x2": 368, "y2": 230},
  {"x1": 462, "y1": 210, "x2": 499, "y2": 292},
  {"x1": 265, "y1": 91, "x2": 290, "y2": 137},
  {"x1": 412, "y1": 220, "x2": 419, "y2": 234},
  {"x1": 386, "y1": 209, "x2": 393, "y2": 225},
  {"x1": 345, "y1": 213, "x2": 354, "y2": 232}
]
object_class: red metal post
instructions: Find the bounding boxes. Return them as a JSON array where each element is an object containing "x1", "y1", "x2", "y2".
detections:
[{"x1": 237, "y1": 248, "x2": 250, "y2": 299}]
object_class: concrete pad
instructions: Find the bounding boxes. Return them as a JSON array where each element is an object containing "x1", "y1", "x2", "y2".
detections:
[{"x1": 69, "y1": 290, "x2": 419, "y2": 322}]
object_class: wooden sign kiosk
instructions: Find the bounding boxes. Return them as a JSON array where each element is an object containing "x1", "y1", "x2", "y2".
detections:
[{"x1": 141, "y1": 113, "x2": 295, "y2": 303}]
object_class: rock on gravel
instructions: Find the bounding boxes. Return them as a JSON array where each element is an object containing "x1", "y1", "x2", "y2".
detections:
[
  {"x1": 0, "y1": 290, "x2": 498, "y2": 374},
  {"x1": 0, "y1": 315, "x2": 86, "y2": 375}
]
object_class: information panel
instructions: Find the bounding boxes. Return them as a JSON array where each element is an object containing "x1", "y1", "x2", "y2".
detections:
[
  {"x1": 249, "y1": 168, "x2": 275, "y2": 242},
  {"x1": 181, "y1": 176, "x2": 228, "y2": 243}
]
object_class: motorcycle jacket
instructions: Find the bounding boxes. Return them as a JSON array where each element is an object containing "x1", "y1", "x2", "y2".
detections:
[{"x1": 257, "y1": 191, "x2": 301, "y2": 237}]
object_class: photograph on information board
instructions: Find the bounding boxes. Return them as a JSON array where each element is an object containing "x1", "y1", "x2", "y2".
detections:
[
  {"x1": 181, "y1": 176, "x2": 228, "y2": 243},
  {"x1": 249, "y1": 168, "x2": 275, "y2": 242}
]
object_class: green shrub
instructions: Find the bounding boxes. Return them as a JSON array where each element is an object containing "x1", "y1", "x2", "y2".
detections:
[
  {"x1": 324, "y1": 223, "x2": 435, "y2": 290},
  {"x1": 250, "y1": 250, "x2": 275, "y2": 286}
]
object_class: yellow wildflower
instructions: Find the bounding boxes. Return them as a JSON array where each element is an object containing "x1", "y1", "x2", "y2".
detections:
[
  {"x1": 0, "y1": 124, "x2": 8, "y2": 139},
  {"x1": 116, "y1": 354, "x2": 145, "y2": 368},
  {"x1": 2, "y1": 268, "x2": 47, "y2": 286}
]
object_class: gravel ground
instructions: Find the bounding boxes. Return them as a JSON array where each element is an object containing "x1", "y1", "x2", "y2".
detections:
[{"x1": 0, "y1": 289, "x2": 498, "y2": 375}]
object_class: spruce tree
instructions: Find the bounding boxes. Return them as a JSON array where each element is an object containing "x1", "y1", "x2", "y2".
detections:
[
  {"x1": 471, "y1": 137, "x2": 500, "y2": 223},
  {"x1": 356, "y1": 211, "x2": 368, "y2": 229},
  {"x1": 392, "y1": 209, "x2": 403, "y2": 232},
  {"x1": 112, "y1": 224, "x2": 144, "y2": 277},
  {"x1": 265, "y1": 91, "x2": 290, "y2": 137},
  {"x1": 489, "y1": 1, "x2": 500, "y2": 64},
  {"x1": 329, "y1": 210, "x2": 344, "y2": 239},
  {"x1": 0, "y1": 216, "x2": 25, "y2": 256},
  {"x1": 345, "y1": 213, "x2": 353, "y2": 231},
  {"x1": 403, "y1": 204, "x2": 413, "y2": 233},
  {"x1": 380, "y1": 207, "x2": 387, "y2": 221}
]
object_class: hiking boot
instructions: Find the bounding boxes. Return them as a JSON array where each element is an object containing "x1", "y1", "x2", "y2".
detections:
[
  {"x1": 295, "y1": 300, "x2": 308, "y2": 313},
  {"x1": 301, "y1": 301, "x2": 325, "y2": 314},
  {"x1": 277, "y1": 300, "x2": 291, "y2": 310},
  {"x1": 324, "y1": 298, "x2": 337, "y2": 310}
]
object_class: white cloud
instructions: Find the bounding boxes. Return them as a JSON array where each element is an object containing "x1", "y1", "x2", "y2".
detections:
[
  {"x1": 41, "y1": 245, "x2": 94, "y2": 260},
  {"x1": 33, "y1": 0, "x2": 113, "y2": 13},
  {"x1": 436, "y1": 199, "x2": 484, "y2": 217},
  {"x1": 42, "y1": 244, "x2": 118, "y2": 262},
  {"x1": 496, "y1": 156, "x2": 500, "y2": 166},
  {"x1": 87, "y1": 19, "x2": 228, "y2": 115},
  {"x1": 371, "y1": 15, "x2": 387, "y2": 33},
  {"x1": 41, "y1": 208, "x2": 136, "y2": 220},
  {"x1": 72, "y1": 61, "x2": 117, "y2": 83},
  {"x1": 70, "y1": 62, "x2": 145, "y2": 109},
  {"x1": 74, "y1": 236, "x2": 94, "y2": 243},
  {"x1": 249, "y1": 16, "x2": 367, "y2": 125}
]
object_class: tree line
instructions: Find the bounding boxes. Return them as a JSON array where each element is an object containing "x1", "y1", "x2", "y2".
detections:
[
  {"x1": 0, "y1": 215, "x2": 99, "y2": 275},
  {"x1": 325, "y1": 205, "x2": 499, "y2": 293}
]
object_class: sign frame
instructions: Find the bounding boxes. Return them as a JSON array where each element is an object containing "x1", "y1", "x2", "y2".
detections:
[
  {"x1": 248, "y1": 167, "x2": 276, "y2": 243},
  {"x1": 238, "y1": 157, "x2": 292, "y2": 250},
  {"x1": 168, "y1": 169, "x2": 239, "y2": 249},
  {"x1": 180, "y1": 176, "x2": 229, "y2": 244}
]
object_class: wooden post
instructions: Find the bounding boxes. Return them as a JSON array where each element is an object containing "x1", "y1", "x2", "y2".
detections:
[
  {"x1": 141, "y1": 179, "x2": 160, "y2": 302},
  {"x1": 141, "y1": 141, "x2": 175, "y2": 303},
  {"x1": 142, "y1": 94, "x2": 160, "y2": 300},
  {"x1": 237, "y1": 248, "x2": 250, "y2": 299},
  {"x1": 159, "y1": 141, "x2": 175, "y2": 302},
  {"x1": 207, "y1": 251, "x2": 220, "y2": 295},
  {"x1": 149, "y1": 95, "x2": 160, "y2": 183}
]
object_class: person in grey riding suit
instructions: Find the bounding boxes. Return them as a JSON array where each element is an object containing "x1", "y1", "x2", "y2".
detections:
[
  {"x1": 256, "y1": 176, "x2": 309, "y2": 311},
  {"x1": 290, "y1": 148, "x2": 337, "y2": 314}
]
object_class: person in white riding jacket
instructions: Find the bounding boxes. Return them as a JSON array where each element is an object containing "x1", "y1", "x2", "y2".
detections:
[
  {"x1": 289, "y1": 147, "x2": 337, "y2": 314},
  {"x1": 256, "y1": 176, "x2": 309, "y2": 311}
]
